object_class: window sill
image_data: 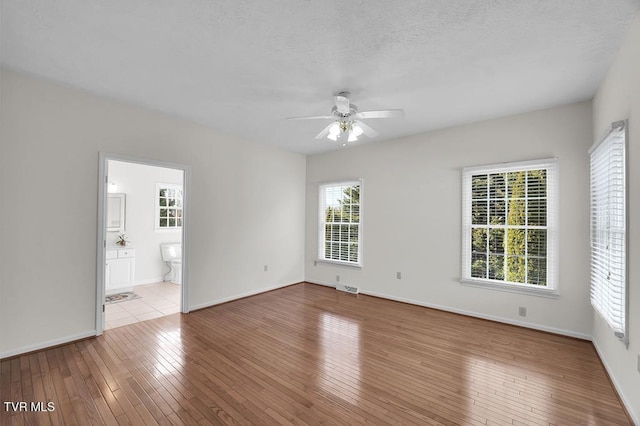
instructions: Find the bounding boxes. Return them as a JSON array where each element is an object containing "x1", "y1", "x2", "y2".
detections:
[
  {"x1": 316, "y1": 259, "x2": 362, "y2": 270},
  {"x1": 460, "y1": 278, "x2": 559, "y2": 298},
  {"x1": 154, "y1": 228, "x2": 182, "y2": 233}
]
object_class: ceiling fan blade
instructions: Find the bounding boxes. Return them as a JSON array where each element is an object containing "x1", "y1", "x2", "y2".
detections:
[
  {"x1": 355, "y1": 120, "x2": 378, "y2": 137},
  {"x1": 315, "y1": 123, "x2": 335, "y2": 139},
  {"x1": 355, "y1": 109, "x2": 405, "y2": 119},
  {"x1": 334, "y1": 93, "x2": 351, "y2": 115},
  {"x1": 285, "y1": 115, "x2": 335, "y2": 120}
]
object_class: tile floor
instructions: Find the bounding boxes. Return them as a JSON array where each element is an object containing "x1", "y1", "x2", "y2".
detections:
[{"x1": 105, "y1": 282, "x2": 181, "y2": 330}]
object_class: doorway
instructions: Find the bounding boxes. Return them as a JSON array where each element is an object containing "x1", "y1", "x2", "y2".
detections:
[{"x1": 96, "y1": 153, "x2": 190, "y2": 334}]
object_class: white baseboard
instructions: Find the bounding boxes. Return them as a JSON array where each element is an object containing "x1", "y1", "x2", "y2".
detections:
[
  {"x1": 306, "y1": 281, "x2": 591, "y2": 340},
  {"x1": 0, "y1": 330, "x2": 96, "y2": 359},
  {"x1": 189, "y1": 281, "x2": 300, "y2": 312},
  {"x1": 592, "y1": 339, "x2": 639, "y2": 425}
]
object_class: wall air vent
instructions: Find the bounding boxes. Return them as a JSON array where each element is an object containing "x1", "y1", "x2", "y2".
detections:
[{"x1": 336, "y1": 283, "x2": 359, "y2": 294}]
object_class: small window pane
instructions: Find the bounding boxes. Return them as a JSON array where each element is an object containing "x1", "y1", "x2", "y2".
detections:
[
  {"x1": 160, "y1": 208, "x2": 167, "y2": 218},
  {"x1": 340, "y1": 225, "x2": 349, "y2": 242},
  {"x1": 527, "y1": 258, "x2": 547, "y2": 286},
  {"x1": 325, "y1": 207, "x2": 334, "y2": 223},
  {"x1": 489, "y1": 173, "x2": 506, "y2": 198},
  {"x1": 351, "y1": 205, "x2": 360, "y2": 222},
  {"x1": 489, "y1": 200, "x2": 505, "y2": 225},
  {"x1": 527, "y1": 170, "x2": 546, "y2": 198},
  {"x1": 168, "y1": 219, "x2": 176, "y2": 227},
  {"x1": 349, "y1": 244, "x2": 358, "y2": 262},
  {"x1": 472, "y1": 201, "x2": 487, "y2": 225},
  {"x1": 507, "y1": 255, "x2": 526, "y2": 283},
  {"x1": 527, "y1": 230, "x2": 547, "y2": 257},
  {"x1": 176, "y1": 219, "x2": 182, "y2": 227},
  {"x1": 528, "y1": 199, "x2": 547, "y2": 226},
  {"x1": 159, "y1": 198, "x2": 167, "y2": 207},
  {"x1": 330, "y1": 225, "x2": 339, "y2": 242},
  {"x1": 489, "y1": 229, "x2": 504, "y2": 254},
  {"x1": 507, "y1": 171, "x2": 526, "y2": 198},
  {"x1": 160, "y1": 218, "x2": 167, "y2": 227},
  {"x1": 159, "y1": 189, "x2": 167, "y2": 197},
  {"x1": 350, "y1": 225, "x2": 359, "y2": 242},
  {"x1": 507, "y1": 199, "x2": 526, "y2": 226},
  {"x1": 331, "y1": 243, "x2": 339, "y2": 259},
  {"x1": 472, "y1": 175, "x2": 488, "y2": 199},
  {"x1": 168, "y1": 198, "x2": 176, "y2": 207},
  {"x1": 339, "y1": 243, "x2": 349, "y2": 261},
  {"x1": 471, "y1": 253, "x2": 487, "y2": 278},
  {"x1": 488, "y1": 255, "x2": 504, "y2": 280},
  {"x1": 343, "y1": 205, "x2": 352, "y2": 222},
  {"x1": 471, "y1": 228, "x2": 487, "y2": 253},
  {"x1": 507, "y1": 229, "x2": 526, "y2": 256},
  {"x1": 351, "y1": 185, "x2": 360, "y2": 203}
]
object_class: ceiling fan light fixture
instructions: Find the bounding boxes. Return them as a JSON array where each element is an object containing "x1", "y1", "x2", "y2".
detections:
[
  {"x1": 347, "y1": 132, "x2": 358, "y2": 142},
  {"x1": 326, "y1": 122, "x2": 341, "y2": 141},
  {"x1": 352, "y1": 123, "x2": 364, "y2": 137}
]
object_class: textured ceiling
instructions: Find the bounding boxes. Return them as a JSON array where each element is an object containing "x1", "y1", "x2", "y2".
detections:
[{"x1": 2, "y1": 1, "x2": 639, "y2": 154}]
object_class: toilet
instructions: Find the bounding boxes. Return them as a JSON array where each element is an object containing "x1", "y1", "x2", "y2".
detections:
[{"x1": 160, "y1": 243, "x2": 182, "y2": 284}]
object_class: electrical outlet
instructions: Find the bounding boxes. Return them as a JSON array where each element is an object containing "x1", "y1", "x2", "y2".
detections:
[
  {"x1": 264, "y1": 265, "x2": 268, "y2": 272},
  {"x1": 397, "y1": 272, "x2": 402, "y2": 279},
  {"x1": 336, "y1": 275, "x2": 340, "y2": 283},
  {"x1": 518, "y1": 307, "x2": 527, "y2": 317}
]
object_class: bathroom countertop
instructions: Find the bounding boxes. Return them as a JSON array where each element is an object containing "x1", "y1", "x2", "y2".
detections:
[{"x1": 107, "y1": 245, "x2": 134, "y2": 250}]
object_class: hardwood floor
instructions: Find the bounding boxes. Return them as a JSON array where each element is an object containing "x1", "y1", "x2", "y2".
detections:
[{"x1": 1, "y1": 283, "x2": 631, "y2": 425}]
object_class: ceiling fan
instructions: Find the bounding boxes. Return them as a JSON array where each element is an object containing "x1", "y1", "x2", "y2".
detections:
[{"x1": 286, "y1": 92, "x2": 405, "y2": 143}]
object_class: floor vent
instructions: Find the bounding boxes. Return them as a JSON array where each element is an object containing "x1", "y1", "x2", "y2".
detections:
[{"x1": 336, "y1": 284, "x2": 359, "y2": 294}]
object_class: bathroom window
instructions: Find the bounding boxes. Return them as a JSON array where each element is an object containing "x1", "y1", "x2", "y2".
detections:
[{"x1": 156, "y1": 183, "x2": 183, "y2": 230}]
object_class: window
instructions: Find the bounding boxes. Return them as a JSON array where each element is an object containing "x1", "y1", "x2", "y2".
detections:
[
  {"x1": 590, "y1": 121, "x2": 627, "y2": 340},
  {"x1": 461, "y1": 158, "x2": 558, "y2": 296},
  {"x1": 318, "y1": 181, "x2": 362, "y2": 266},
  {"x1": 156, "y1": 183, "x2": 183, "y2": 229}
]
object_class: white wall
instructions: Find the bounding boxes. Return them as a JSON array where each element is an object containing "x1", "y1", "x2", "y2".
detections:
[
  {"x1": 592, "y1": 13, "x2": 640, "y2": 423},
  {"x1": 306, "y1": 101, "x2": 594, "y2": 338},
  {"x1": 0, "y1": 70, "x2": 306, "y2": 357},
  {"x1": 107, "y1": 160, "x2": 183, "y2": 284}
]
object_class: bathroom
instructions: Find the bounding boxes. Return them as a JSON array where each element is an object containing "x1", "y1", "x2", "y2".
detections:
[{"x1": 104, "y1": 159, "x2": 184, "y2": 329}]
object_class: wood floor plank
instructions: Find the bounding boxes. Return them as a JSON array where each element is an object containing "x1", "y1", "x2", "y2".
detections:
[{"x1": 0, "y1": 283, "x2": 632, "y2": 424}]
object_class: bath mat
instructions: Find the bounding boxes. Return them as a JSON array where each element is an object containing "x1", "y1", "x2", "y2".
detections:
[{"x1": 105, "y1": 292, "x2": 140, "y2": 304}]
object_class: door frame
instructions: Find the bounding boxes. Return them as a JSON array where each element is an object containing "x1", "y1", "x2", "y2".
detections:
[{"x1": 96, "y1": 152, "x2": 191, "y2": 335}]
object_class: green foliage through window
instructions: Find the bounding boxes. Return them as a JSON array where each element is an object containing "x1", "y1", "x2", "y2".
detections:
[{"x1": 470, "y1": 170, "x2": 547, "y2": 286}]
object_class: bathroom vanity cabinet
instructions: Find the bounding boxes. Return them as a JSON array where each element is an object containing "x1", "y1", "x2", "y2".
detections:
[{"x1": 105, "y1": 247, "x2": 136, "y2": 295}]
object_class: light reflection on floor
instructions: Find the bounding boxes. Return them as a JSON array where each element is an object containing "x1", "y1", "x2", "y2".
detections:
[
  {"x1": 463, "y1": 355, "x2": 598, "y2": 424},
  {"x1": 154, "y1": 328, "x2": 183, "y2": 377},
  {"x1": 319, "y1": 312, "x2": 362, "y2": 402}
]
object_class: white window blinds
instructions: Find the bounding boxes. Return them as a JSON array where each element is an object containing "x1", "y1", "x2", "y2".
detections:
[{"x1": 589, "y1": 120, "x2": 627, "y2": 340}]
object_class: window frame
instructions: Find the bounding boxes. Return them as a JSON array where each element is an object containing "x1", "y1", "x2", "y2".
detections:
[
  {"x1": 589, "y1": 121, "x2": 627, "y2": 342},
  {"x1": 155, "y1": 183, "x2": 184, "y2": 231},
  {"x1": 317, "y1": 179, "x2": 363, "y2": 268},
  {"x1": 461, "y1": 158, "x2": 559, "y2": 297}
]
